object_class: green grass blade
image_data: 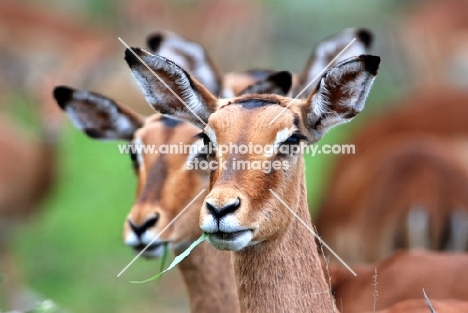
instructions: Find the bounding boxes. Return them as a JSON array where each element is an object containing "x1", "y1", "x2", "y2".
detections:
[
  {"x1": 131, "y1": 233, "x2": 208, "y2": 284},
  {"x1": 155, "y1": 242, "x2": 169, "y2": 286},
  {"x1": 159, "y1": 242, "x2": 169, "y2": 274}
]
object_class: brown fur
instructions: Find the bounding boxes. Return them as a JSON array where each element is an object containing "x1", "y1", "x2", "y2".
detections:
[
  {"x1": 327, "y1": 250, "x2": 468, "y2": 312},
  {"x1": 400, "y1": 0, "x2": 468, "y2": 88},
  {"x1": 126, "y1": 117, "x2": 241, "y2": 313},
  {"x1": 317, "y1": 89, "x2": 468, "y2": 262},
  {"x1": 205, "y1": 101, "x2": 337, "y2": 312}
]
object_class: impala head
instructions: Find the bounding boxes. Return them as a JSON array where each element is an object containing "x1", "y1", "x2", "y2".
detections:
[
  {"x1": 53, "y1": 86, "x2": 208, "y2": 257},
  {"x1": 125, "y1": 45, "x2": 380, "y2": 251}
]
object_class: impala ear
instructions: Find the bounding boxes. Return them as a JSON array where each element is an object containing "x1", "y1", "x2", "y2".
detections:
[
  {"x1": 237, "y1": 71, "x2": 293, "y2": 96},
  {"x1": 146, "y1": 31, "x2": 222, "y2": 96},
  {"x1": 300, "y1": 55, "x2": 380, "y2": 142},
  {"x1": 298, "y1": 28, "x2": 373, "y2": 96},
  {"x1": 53, "y1": 86, "x2": 143, "y2": 140},
  {"x1": 124, "y1": 47, "x2": 218, "y2": 129}
]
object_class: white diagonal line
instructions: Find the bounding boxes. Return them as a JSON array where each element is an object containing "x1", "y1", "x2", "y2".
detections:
[
  {"x1": 268, "y1": 38, "x2": 357, "y2": 126},
  {"x1": 269, "y1": 189, "x2": 356, "y2": 276},
  {"x1": 117, "y1": 188, "x2": 207, "y2": 277},
  {"x1": 118, "y1": 37, "x2": 206, "y2": 126}
]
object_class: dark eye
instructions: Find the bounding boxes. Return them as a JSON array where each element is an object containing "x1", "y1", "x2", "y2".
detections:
[
  {"x1": 194, "y1": 132, "x2": 215, "y2": 159},
  {"x1": 285, "y1": 136, "x2": 300, "y2": 143},
  {"x1": 130, "y1": 149, "x2": 139, "y2": 171},
  {"x1": 282, "y1": 132, "x2": 307, "y2": 145},
  {"x1": 277, "y1": 132, "x2": 307, "y2": 157}
]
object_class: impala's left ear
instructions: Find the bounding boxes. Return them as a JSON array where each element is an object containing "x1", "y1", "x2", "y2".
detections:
[
  {"x1": 298, "y1": 28, "x2": 373, "y2": 96},
  {"x1": 124, "y1": 47, "x2": 218, "y2": 129},
  {"x1": 300, "y1": 55, "x2": 380, "y2": 142}
]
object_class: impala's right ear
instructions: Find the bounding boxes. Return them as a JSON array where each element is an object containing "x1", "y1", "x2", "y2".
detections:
[
  {"x1": 53, "y1": 86, "x2": 144, "y2": 141},
  {"x1": 125, "y1": 48, "x2": 218, "y2": 129},
  {"x1": 146, "y1": 32, "x2": 222, "y2": 96}
]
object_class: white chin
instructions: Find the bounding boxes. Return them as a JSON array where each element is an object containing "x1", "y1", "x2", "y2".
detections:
[{"x1": 207, "y1": 230, "x2": 253, "y2": 251}]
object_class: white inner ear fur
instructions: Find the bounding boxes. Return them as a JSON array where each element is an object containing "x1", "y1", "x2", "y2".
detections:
[
  {"x1": 312, "y1": 60, "x2": 370, "y2": 117},
  {"x1": 205, "y1": 126, "x2": 218, "y2": 148},
  {"x1": 307, "y1": 58, "x2": 375, "y2": 140}
]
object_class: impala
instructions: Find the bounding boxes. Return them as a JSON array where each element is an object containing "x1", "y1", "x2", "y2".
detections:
[
  {"x1": 125, "y1": 45, "x2": 380, "y2": 312},
  {"x1": 53, "y1": 86, "x2": 240, "y2": 313}
]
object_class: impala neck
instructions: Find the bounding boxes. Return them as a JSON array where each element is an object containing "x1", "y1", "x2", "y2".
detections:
[
  {"x1": 233, "y1": 160, "x2": 337, "y2": 313},
  {"x1": 177, "y1": 241, "x2": 240, "y2": 313}
]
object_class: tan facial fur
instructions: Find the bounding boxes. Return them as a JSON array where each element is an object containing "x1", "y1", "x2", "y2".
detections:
[{"x1": 123, "y1": 116, "x2": 208, "y2": 256}]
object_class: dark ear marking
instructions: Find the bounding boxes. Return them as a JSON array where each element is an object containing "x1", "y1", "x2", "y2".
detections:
[
  {"x1": 53, "y1": 86, "x2": 74, "y2": 110},
  {"x1": 147, "y1": 33, "x2": 163, "y2": 51},
  {"x1": 238, "y1": 71, "x2": 293, "y2": 96},
  {"x1": 84, "y1": 128, "x2": 102, "y2": 139},
  {"x1": 124, "y1": 47, "x2": 141, "y2": 67},
  {"x1": 268, "y1": 71, "x2": 293, "y2": 95},
  {"x1": 356, "y1": 29, "x2": 373, "y2": 49},
  {"x1": 360, "y1": 54, "x2": 380, "y2": 76}
]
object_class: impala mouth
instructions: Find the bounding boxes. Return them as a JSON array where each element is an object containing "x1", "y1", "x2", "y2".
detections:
[
  {"x1": 206, "y1": 229, "x2": 254, "y2": 251},
  {"x1": 211, "y1": 230, "x2": 251, "y2": 241},
  {"x1": 132, "y1": 241, "x2": 167, "y2": 258}
]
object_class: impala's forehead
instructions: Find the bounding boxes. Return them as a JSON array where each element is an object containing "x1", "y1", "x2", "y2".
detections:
[
  {"x1": 133, "y1": 115, "x2": 200, "y2": 169},
  {"x1": 136, "y1": 115, "x2": 198, "y2": 145},
  {"x1": 207, "y1": 99, "x2": 299, "y2": 144}
]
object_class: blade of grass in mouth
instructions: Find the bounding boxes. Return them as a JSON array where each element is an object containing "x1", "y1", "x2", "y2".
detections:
[{"x1": 131, "y1": 233, "x2": 208, "y2": 283}]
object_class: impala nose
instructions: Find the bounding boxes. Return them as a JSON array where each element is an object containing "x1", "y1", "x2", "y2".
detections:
[
  {"x1": 128, "y1": 215, "x2": 158, "y2": 237},
  {"x1": 206, "y1": 198, "x2": 241, "y2": 219}
]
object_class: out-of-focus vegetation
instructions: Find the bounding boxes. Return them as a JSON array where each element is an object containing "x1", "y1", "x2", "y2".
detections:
[{"x1": 1, "y1": 0, "x2": 429, "y2": 312}]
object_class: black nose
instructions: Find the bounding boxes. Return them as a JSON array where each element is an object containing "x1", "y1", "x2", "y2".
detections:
[
  {"x1": 129, "y1": 215, "x2": 159, "y2": 237},
  {"x1": 206, "y1": 198, "x2": 241, "y2": 219}
]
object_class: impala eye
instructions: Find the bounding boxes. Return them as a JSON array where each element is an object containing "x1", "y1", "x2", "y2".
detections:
[
  {"x1": 194, "y1": 132, "x2": 215, "y2": 159},
  {"x1": 285, "y1": 136, "x2": 300, "y2": 143},
  {"x1": 277, "y1": 132, "x2": 307, "y2": 157},
  {"x1": 281, "y1": 132, "x2": 307, "y2": 145},
  {"x1": 130, "y1": 149, "x2": 139, "y2": 171}
]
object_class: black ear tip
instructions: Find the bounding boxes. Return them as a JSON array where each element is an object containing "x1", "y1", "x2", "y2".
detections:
[
  {"x1": 84, "y1": 128, "x2": 102, "y2": 139},
  {"x1": 269, "y1": 71, "x2": 293, "y2": 94},
  {"x1": 53, "y1": 86, "x2": 74, "y2": 109},
  {"x1": 356, "y1": 29, "x2": 373, "y2": 48},
  {"x1": 147, "y1": 33, "x2": 164, "y2": 51},
  {"x1": 124, "y1": 47, "x2": 142, "y2": 66},
  {"x1": 360, "y1": 55, "x2": 381, "y2": 75}
]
